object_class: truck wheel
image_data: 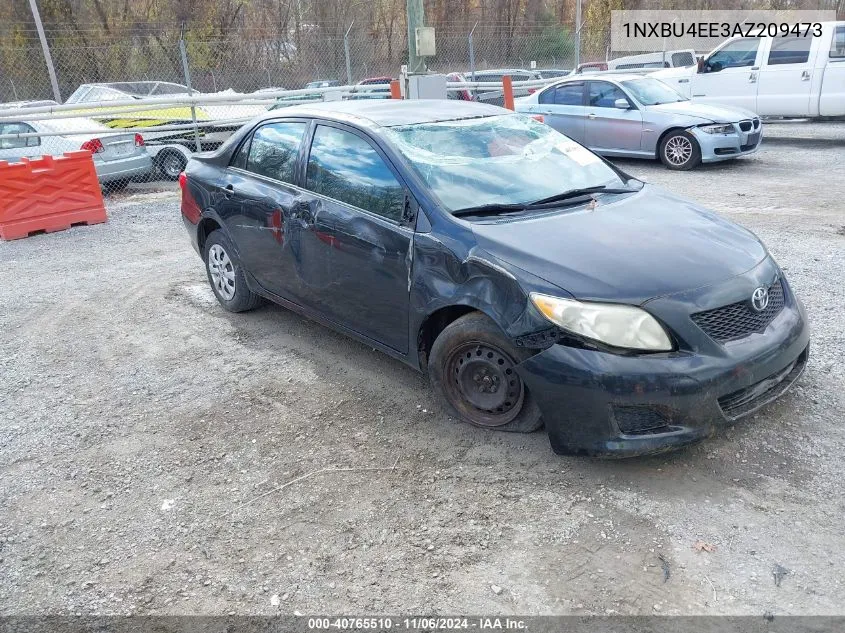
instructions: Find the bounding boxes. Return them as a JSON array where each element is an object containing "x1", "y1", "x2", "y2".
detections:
[
  {"x1": 659, "y1": 131, "x2": 701, "y2": 170},
  {"x1": 158, "y1": 150, "x2": 188, "y2": 180},
  {"x1": 204, "y1": 230, "x2": 264, "y2": 312},
  {"x1": 429, "y1": 312, "x2": 543, "y2": 433}
]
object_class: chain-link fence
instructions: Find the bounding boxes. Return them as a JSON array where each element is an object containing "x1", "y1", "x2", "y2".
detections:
[{"x1": 0, "y1": 23, "x2": 611, "y2": 200}]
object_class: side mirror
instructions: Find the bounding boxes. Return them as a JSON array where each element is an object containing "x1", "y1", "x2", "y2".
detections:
[
  {"x1": 697, "y1": 58, "x2": 705, "y2": 73},
  {"x1": 614, "y1": 98, "x2": 630, "y2": 110}
]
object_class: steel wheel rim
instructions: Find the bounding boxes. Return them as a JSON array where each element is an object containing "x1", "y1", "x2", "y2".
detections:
[
  {"x1": 208, "y1": 244, "x2": 236, "y2": 300},
  {"x1": 162, "y1": 154, "x2": 184, "y2": 178},
  {"x1": 665, "y1": 135, "x2": 693, "y2": 166},
  {"x1": 444, "y1": 342, "x2": 525, "y2": 427}
]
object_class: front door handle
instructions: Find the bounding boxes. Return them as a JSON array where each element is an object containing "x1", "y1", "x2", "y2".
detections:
[
  {"x1": 223, "y1": 184, "x2": 234, "y2": 199},
  {"x1": 587, "y1": 113, "x2": 597, "y2": 119}
]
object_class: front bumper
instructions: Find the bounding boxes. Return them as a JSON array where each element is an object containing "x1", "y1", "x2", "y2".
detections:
[
  {"x1": 515, "y1": 268, "x2": 809, "y2": 457},
  {"x1": 691, "y1": 120, "x2": 762, "y2": 163}
]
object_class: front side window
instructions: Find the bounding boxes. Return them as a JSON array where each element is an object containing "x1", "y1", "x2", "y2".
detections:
[
  {"x1": 305, "y1": 125, "x2": 405, "y2": 221},
  {"x1": 832, "y1": 26, "x2": 845, "y2": 58},
  {"x1": 706, "y1": 38, "x2": 760, "y2": 70},
  {"x1": 0, "y1": 122, "x2": 38, "y2": 149},
  {"x1": 588, "y1": 82, "x2": 629, "y2": 108},
  {"x1": 767, "y1": 35, "x2": 813, "y2": 65},
  {"x1": 244, "y1": 121, "x2": 307, "y2": 183},
  {"x1": 386, "y1": 114, "x2": 625, "y2": 212}
]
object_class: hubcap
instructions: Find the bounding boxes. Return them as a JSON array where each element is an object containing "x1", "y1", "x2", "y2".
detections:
[
  {"x1": 163, "y1": 154, "x2": 184, "y2": 178},
  {"x1": 208, "y1": 244, "x2": 236, "y2": 300},
  {"x1": 445, "y1": 342, "x2": 524, "y2": 427},
  {"x1": 665, "y1": 135, "x2": 693, "y2": 166}
]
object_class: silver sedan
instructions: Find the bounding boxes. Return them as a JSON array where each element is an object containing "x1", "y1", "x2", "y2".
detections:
[{"x1": 515, "y1": 74, "x2": 762, "y2": 170}]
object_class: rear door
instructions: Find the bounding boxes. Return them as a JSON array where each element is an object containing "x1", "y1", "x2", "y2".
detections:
[
  {"x1": 293, "y1": 122, "x2": 413, "y2": 353},
  {"x1": 535, "y1": 81, "x2": 586, "y2": 143},
  {"x1": 756, "y1": 33, "x2": 821, "y2": 116},
  {"x1": 221, "y1": 119, "x2": 310, "y2": 297},
  {"x1": 820, "y1": 24, "x2": 845, "y2": 116},
  {"x1": 584, "y1": 80, "x2": 643, "y2": 152},
  {"x1": 691, "y1": 37, "x2": 763, "y2": 110}
]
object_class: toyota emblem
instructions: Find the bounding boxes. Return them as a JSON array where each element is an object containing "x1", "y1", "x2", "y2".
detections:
[{"x1": 751, "y1": 286, "x2": 770, "y2": 312}]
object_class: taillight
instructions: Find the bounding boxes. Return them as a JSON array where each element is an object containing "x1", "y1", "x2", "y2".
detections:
[
  {"x1": 527, "y1": 88, "x2": 537, "y2": 94},
  {"x1": 80, "y1": 138, "x2": 104, "y2": 154},
  {"x1": 134, "y1": 133, "x2": 145, "y2": 147},
  {"x1": 178, "y1": 172, "x2": 187, "y2": 189},
  {"x1": 179, "y1": 173, "x2": 201, "y2": 224},
  {"x1": 531, "y1": 114, "x2": 545, "y2": 124}
]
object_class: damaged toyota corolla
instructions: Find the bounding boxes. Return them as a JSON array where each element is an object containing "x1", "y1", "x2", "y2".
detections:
[{"x1": 179, "y1": 100, "x2": 809, "y2": 457}]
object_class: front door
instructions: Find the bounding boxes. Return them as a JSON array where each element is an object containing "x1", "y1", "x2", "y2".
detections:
[
  {"x1": 220, "y1": 119, "x2": 309, "y2": 298},
  {"x1": 293, "y1": 123, "x2": 413, "y2": 353},
  {"x1": 756, "y1": 34, "x2": 819, "y2": 116},
  {"x1": 533, "y1": 81, "x2": 586, "y2": 143},
  {"x1": 691, "y1": 37, "x2": 762, "y2": 111},
  {"x1": 584, "y1": 81, "x2": 643, "y2": 152}
]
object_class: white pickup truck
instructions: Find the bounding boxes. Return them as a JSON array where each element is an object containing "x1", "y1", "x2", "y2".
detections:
[{"x1": 652, "y1": 21, "x2": 845, "y2": 118}]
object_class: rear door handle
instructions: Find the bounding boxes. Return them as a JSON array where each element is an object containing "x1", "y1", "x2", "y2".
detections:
[
  {"x1": 223, "y1": 184, "x2": 234, "y2": 199},
  {"x1": 748, "y1": 72, "x2": 757, "y2": 83},
  {"x1": 587, "y1": 113, "x2": 597, "y2": 119},
  {"x1": 801, "y1": 70, "x2": 811, "y2": 81}
]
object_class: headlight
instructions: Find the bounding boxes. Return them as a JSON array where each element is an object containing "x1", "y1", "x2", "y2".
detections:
[
  {"x1": 530, "y1": 293, "x2": 673, "y2": 352},
  {"x1": 699, "y1": 123, "x2": 734, "y2": 135}
]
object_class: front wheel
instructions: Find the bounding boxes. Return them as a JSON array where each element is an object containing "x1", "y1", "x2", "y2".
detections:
[
  {"x1": 428, "y1": 312, "x2": 543, "y2": 433},
  {"x1": 204, "y1": 230, "x2": 264, "y2": 312},
  {"x1": 659, "y1": 131, "x2": 701, "y2": 170}
]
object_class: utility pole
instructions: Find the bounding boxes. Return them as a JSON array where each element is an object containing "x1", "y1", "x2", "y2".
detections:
[
  {"x1": 406, "y1": 0, "x2": 426, "y2": 74},
  {"x1": 574, "y1": 0, "x2": 582, "y2": 69},
  {"x1": 28, "y1": 0, "x2": 61, "y2": 102}
]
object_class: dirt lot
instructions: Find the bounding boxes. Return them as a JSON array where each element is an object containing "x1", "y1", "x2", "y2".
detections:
[{"x1": 2, "y1": 121, "x2": 844, "y2": 617}]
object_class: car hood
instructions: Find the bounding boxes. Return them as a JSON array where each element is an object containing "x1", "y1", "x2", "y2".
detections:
[
  {"x1": 649, "y1": 101, "x2": 757, "y2": 123},
  {"x1": 470, "y1": 185, "x2": 767, "y2": 304}
]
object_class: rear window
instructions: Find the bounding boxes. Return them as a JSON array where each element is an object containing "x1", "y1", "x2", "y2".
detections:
[
  {"x1": 767, "y1": 35, "x2": 813, "y2": 65},
  {"x1": 831, "y1": 26, "x2": 845, "y2": 58},
  {"x1": 242, "y1": 121, "x2": 307, "y2": 183}
]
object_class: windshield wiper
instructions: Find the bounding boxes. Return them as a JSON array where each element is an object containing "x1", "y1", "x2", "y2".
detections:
[
  {"x1": 451, "y1": 202, "x2": 529, "y2": 217},
  {"x1": 529, "y1": 185, "x2": 639, "y2": 207}
]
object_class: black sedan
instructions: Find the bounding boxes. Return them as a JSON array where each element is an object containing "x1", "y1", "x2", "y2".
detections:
[{"x1": 179, "y1": 100, "x2": 809, "y2": 457}]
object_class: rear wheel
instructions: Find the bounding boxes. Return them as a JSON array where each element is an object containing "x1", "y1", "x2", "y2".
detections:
[
  {"x1": 204, "y1": 230, "x2": 263, "y2": 312},
  {"x1": 429, "y1": 312, "x2": 543, "y2": 433},
  {"x1": 158, "y1": 150, "x2": 188, "y2": 180},
  {"x1": 659, "y1": 130, "x2": 701, "y2": 170}
]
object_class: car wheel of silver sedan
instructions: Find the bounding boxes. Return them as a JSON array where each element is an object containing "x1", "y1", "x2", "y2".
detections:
[
  {"x1": 659, "y1": 131, "x2": 701, "y2": 171},
  {"x1": 204, "y1": 230, "x2": 264, "y2": 312}
]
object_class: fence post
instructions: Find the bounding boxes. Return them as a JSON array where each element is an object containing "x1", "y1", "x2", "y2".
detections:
[
  {"x1": 179, "y1": 23, "x2": 202, "y2": 153},
  {"x1": 468, "y1": 22, "x2": 478, "y2": 81},
  {"x1": 344, "y1": 21, "x2": 354, "y2": 85},
  {"x1": 574, "y1": 0, "x2": 582, "y2": 68},
  {"x1": 8, "y1": 79, "x2": 18, "y2": 101},
  {"x1": 28, "y1": 0, "x2": 62, "y2": 102}
]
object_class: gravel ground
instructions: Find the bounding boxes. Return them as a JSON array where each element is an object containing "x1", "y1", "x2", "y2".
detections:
[{"x1": 1, "y1": 121, "x2": 844, "y2": 617}]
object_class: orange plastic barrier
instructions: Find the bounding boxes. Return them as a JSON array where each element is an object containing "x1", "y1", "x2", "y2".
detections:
[
  {"x1": 502, "y1": 75, "x2": 515, "y2": 110},
  {"x1": 0, "y1": 151, "x2": 107, "y2": 241},
  {"x1": 390, "y1": 80, "x2": 402, "y2": 99}
]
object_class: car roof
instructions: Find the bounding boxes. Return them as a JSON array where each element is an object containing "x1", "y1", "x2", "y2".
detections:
[
  {"x1": 554, "y1": 73, "x2": 644, "y2": 84},
  {"x1": 262, "y1": 99, "x2": 510, "y2": 128}
]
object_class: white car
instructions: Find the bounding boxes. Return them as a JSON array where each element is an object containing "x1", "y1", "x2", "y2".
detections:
[{"x1": 0, "y1": 116, "x2": 152, "y2": 187}]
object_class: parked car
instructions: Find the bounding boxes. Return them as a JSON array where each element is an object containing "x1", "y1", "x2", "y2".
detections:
[
  {"x1": 179, "y1": 100, "x2": 808, "y2": 457},
  {"x1": 346, "y1": 77, "x2": 393, "y2": 100},
  {"x1": 607, "y1": 50, "x2": 697, "y2": 71},
  {"x1": 446, "y1": 72, "x2": 474, "y2": 101},
  {"x1": 0, "y1": 116, "x2": 152, "y2": 187},
  {"x1": 651, "y1": 21, "x2": 845, "y2": 117},
  {"x1": 66, "y1": 81, "x2": 266, "y2": 179},
  {"x1": 516, "y1": 74, "x2": 762, "y2": 169},
  {"x1": 574, "y1": 61, "x2": 608, "y2": 74},
  {"x1": 468, "y1": 68, "x2": 544, "y2": 105},
  {"x1": 537, "y1": 68, "x2": 572, "y2": 79},
  {"x1": 305, "y1": 80, "x2": 340, "y2": 89}
]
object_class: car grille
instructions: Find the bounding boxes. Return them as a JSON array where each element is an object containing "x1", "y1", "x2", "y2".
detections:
[
  {"x1": 739, "y1": 119, "x2": 753, "y2": 132},
  {"x1": 612, "y1": 405, "x2": 671, "y2": 435},
  {"x1": 691, "y1": 279, "x2": 785, "y2": 343},
  {"x1": 753, "y1": 118, "x2": 760, "y2": 130},
  {"x1": 718, "y1": 348, "x2": 808, "y2": 420}
]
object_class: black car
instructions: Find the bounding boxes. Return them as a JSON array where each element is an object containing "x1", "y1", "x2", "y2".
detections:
[{"x1": 179, "y1": 100, "x2": 809, "y2": 457}]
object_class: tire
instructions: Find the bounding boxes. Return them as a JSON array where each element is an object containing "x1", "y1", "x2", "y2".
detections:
[
  {"x1": 659, "y1": 130, "x2": 701, "y2": 170},
  {"x1": 158, "y1": 150, "x2": 188, "y2": 181},
  {"x1": 429, "y1": 312, "x2": 543, "y2": 433},
  {"x1": 203, "y1": 230, "x2": 264, "y2": 312}
]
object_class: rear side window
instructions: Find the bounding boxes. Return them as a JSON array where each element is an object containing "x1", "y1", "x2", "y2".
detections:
[
  {"x1": 0, "y1": 122, "x2": 39, "y2": 149},
  {"x1": 671, "y1": 51, "x2": 696, "y2": 67},
  {"x1": 831, "y1": 26, "x2": 845, "y2": 58},
  {"x1": 244, "y1": 121, "x2": 307, "y2": 183},
  {"x1": 539, "y1": 82, "x2": 583, "y2": 106},
  {"x1": 305, "y1": 125, "x2": 404, "y2": 221},
  {"x1": 767, "y1": 35, "x2": 813, "y2": 65}
]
